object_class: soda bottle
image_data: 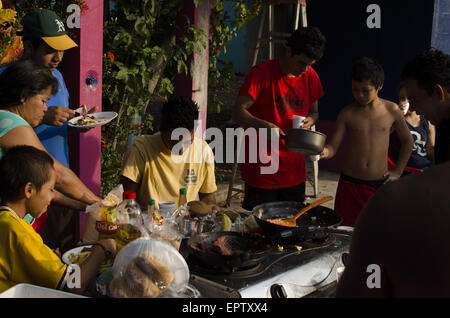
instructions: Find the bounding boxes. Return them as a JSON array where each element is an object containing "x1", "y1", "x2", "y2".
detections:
[
  {"x1": 145, "y1": 199, "x2": 155, "y2": 225},
  {"x1": 147, "y1": 199, "x2": 155, "y2": 215},
  {"x1": 178, "y1": 188, "x2": 187, "y2": 207}
]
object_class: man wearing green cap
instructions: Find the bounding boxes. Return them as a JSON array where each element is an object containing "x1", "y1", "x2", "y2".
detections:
[{"x1": 0, "y1": 9, "x2": 94, "y2": 251}]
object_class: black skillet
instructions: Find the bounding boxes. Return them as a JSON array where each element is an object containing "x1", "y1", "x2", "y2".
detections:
[{"x1": 252, "y1": 201, "x2": 343, "y2": 240}]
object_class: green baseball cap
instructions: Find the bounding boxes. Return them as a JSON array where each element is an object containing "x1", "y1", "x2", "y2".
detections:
[{"x1": 19, "y1": 9, "x2": 77, "y2": 51}]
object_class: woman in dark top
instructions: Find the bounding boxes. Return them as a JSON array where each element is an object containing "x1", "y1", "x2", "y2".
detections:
[{"x1": 389, "y1": 83, "x2": 435, "y2": 174}]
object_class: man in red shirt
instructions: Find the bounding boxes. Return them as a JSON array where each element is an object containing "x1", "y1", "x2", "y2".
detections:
[{"x1": 232, "y1": 27, "x2": 326, "y2": 210}]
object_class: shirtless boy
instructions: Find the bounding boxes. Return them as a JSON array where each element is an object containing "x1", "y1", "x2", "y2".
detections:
[{"x1": 320, "y1": 57, "x2": 413, "y2": 226}]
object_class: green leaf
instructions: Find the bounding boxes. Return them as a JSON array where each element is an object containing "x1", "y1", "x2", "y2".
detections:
[{"x1": 116, "y1": 68, "x2": 129, "y2": 82}]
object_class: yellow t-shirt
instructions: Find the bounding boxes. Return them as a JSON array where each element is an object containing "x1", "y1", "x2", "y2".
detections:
[
  {"x1": 0, "y1": 207, "x2": 70, "y2": 293},
  {"x1": 121, "y1": 132, "x2": 217, "y2": 208}
]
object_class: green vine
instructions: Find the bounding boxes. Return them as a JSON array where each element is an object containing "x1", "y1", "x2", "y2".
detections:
[
  {"x1": 7, "y1": 0, "x2": 261, "y2": 193},
  {"x1": 208, "y1": 0, "x2": 262, "y2": 114}
]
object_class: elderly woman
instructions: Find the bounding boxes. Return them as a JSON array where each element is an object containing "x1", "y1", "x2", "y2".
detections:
[{"x1": 0, "y1": 60, "x2": 101, "y2": 224}]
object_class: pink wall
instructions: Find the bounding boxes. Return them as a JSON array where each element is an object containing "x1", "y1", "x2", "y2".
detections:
[
  {"x1": 64, "y1": 0, "x2": 103, "y2": 238},
  {"x1": 174, "y1": 0, "x2": 210, "y2": 139}
]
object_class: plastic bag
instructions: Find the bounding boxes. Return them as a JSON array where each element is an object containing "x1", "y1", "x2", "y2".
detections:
[
  {"x1": 143, "y1": 217, "x2": 183, "y2": 251},
  {"x1": 109, "y1": 238, "x2": 190, "y2": 298},
  {"x1": 82, "y1": 184, "x2": 124, "y2": 243}
]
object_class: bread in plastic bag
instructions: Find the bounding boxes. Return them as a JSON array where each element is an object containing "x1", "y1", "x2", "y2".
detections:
[{"x1": 110, "y1": 238, "x2": 190, "y2": 298}]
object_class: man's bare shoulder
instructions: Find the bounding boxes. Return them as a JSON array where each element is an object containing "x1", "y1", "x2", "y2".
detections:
[{"x1": 338, "y1": 103, "x2": 358, "y2": 117}]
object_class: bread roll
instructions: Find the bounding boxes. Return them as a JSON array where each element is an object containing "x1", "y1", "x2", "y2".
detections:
[
  {"x1": 188, "y1": 200, "x2": 213, "y2": 217},
  {"x1": 109, "y1": 254, "x2": 173, "y2": 298}
]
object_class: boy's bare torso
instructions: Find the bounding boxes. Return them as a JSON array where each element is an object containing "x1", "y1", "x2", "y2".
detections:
[{"x1": 342, "y1": 98, "x2": 397, "y2": 180}]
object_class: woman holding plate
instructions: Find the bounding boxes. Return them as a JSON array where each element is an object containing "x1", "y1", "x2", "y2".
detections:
[{"x1": 0, "y1": 60, "x2": 102, "y2": 226}]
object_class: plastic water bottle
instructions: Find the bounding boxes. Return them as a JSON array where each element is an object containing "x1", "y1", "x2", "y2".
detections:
[
  {"x1": 116, "y1": 190, "x2": 142, "y2": 226},
  {"x1": 116, "y1": 190, "x2": 142, "y2": 250}
]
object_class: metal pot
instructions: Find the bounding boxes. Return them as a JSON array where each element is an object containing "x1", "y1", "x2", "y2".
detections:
[
  {"x1": 252, "y1": 201, "x2": 342, "y2": 239},
  {"x1": 282, "y1": 128, "x2": 326, "y2": 155}
]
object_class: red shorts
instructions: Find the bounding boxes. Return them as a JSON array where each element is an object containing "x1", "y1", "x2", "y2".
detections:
[{"x1": 334, "y1": 174, "x2": 387, "y2": 226}]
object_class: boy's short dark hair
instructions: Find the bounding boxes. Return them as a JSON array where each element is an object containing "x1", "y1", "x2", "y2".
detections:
[
  {"x1": 160, "y1": 96, "x2": 199, "y2": 132},
  {"x1": 401, "y1": 48, "x2": 450, "y2": 95},
  {"x1": 0, "y1": 60, "x2": 58, "y2": 109},
  {"x1": 286, "y1": 26, "x2": 326, "y2": 60},
  {"x1": 351, "y1": 57, "x2": 384, "y2": 88},
  {"x1": 0, "y1": 145, "x2": 54, "y2": 201}
]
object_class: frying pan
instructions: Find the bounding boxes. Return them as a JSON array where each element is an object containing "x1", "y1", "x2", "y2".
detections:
[
  {"x1": 186, "y1": 231, "x2": 274, "y2": 269},
  {"x1": 281, "y1": 128, "x2": 326, "y2": 155},
  {"x1": 252, "y1": 201, "x2": 342, "y2": 239}
]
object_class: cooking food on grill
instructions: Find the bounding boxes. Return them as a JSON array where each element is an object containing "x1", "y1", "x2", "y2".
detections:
[
  {"x1": 189, "y1": 232, "x2": 272, "y2": 257},
  {"x1": 109, "y1": 253, "x2": 174, "y2": 298},
  {"x1": 211, "y1": 236, "x2": 235, "y2": 255},
  {"x1": 192, "y1": 236, "x2": 243, "y2": 256}
]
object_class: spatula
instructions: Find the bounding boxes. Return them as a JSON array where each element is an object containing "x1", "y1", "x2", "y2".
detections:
[{"x1": 266, "y1": 196, "x2": 333, "y2": 227}]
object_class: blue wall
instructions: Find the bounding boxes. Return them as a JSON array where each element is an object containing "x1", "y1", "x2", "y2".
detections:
[
  {"x1": 307, "y1": 0, "x2": 435, "y2": 121},
  {"x1": 215, "y1": 2, "x2": 248, "y2": 74},
  {"x1": 432, "y1": 0, "x2": 450, "y2": 54}
]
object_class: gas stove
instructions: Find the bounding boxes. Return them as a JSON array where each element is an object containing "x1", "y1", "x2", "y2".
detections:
[{"x1": 185, "y1": 229, "x2": 352, "y2": 298}]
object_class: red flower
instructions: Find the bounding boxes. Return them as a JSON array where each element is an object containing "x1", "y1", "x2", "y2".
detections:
[
  {"x1": 80, "y1": 4, "x2": 89, "y2": 15},
  {"x1": 106, "y1": 51, "x2": 114, "y2": 62},
  {"x1": 136, "y1": 122, "x2": 141, "y2": 128}
]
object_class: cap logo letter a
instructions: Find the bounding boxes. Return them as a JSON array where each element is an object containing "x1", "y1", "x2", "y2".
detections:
[{"x1": 55, "y1": 19, "x2": 65, "y2": 32}]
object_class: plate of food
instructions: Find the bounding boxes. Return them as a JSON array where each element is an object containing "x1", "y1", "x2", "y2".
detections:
[
  {"x1": 62, "y1": 245, "x2": 113, "y2": 270},
  {"x1": 68, "y1": 111, "x2": 118, "y2": 129},
  {"x1": 62, "y1": 245, "x2": 93, "y2": 265}
]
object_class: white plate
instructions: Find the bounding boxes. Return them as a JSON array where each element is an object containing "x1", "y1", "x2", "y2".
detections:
[
  {"x1": 68, "y1": 111, "x2": 118, "y2": 128},
  {"x1": 62, "y1": 245, "x2": 93, "y2": 264},
  {"x1": 112, "y1": 238, "x2": 190, "y2": 294}
]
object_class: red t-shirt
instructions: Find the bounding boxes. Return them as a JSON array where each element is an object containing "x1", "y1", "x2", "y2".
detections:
[{"x1": 238, "y1": 59, "x2": 324, "y2": 189}]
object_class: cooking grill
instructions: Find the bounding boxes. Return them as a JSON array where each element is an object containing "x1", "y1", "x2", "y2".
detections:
[{"x1": 182, "y1": 231, "x2": 352, "y2": 298}]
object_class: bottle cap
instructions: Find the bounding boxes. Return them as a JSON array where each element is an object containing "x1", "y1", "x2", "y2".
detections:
[
  {"x1": 148, "y1": 199, "x2": 155, "y2": 205},
  {"x1": 123, "y1": 190, "x2": 136, "y2": 199},
  {"x1": 180, "y1": 188, "x2": 187, "y2": 195}
]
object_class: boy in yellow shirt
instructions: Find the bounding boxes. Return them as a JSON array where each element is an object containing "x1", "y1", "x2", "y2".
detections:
[
  {"x1": 0, "y1": 145, "x2": 116, "y2": 294},
  {"x1": 120, "y1": 96, "x2": 218, "y2": 209}
]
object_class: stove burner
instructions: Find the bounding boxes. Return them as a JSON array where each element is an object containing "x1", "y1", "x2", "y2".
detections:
[
  {"x1": 187, "y1": 233, "x2": 352, "y2": 298},
  {"x1": 187, "y1": 254, "x2": 264, "y2": 277},
  {"x1": 187, "y1": 234, "x2": 337, "y2": 280}
]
